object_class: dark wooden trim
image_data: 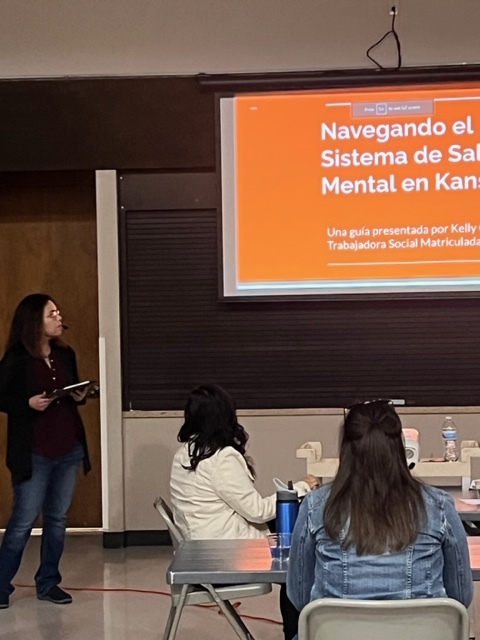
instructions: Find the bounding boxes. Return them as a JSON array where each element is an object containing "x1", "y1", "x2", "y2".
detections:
[
  {"x1": 197, "y1": 64, "x2": 480, "y2": 93},
  {"x1": 103, "y1": 530, "x2": 172, "y2": 548},
  {"x1": 0, "y1": 77, "x2": 215, "y2": 171},
  {"x1": 3, "y1": 67, "x2": 480, "y2": 172},
  {"x1": 119, "y1": 172, "x2": 217, "y2": 211}
]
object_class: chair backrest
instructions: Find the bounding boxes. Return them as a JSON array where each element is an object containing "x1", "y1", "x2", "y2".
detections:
[
  {"x1": 298, "y1": 597, "x2": 470, "y2": 640},
  {"x1": 153, "y1": 496, "x2": 184, "y2": 550}
]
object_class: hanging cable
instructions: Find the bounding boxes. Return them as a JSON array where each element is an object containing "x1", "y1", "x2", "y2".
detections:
[{"x1": 366, "y1": 7, "x2": 402, "y2": 70}]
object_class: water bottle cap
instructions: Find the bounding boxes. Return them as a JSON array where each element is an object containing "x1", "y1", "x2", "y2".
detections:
[{"x1": 276, "y1": 489, "x2": 298, "y2": 501}]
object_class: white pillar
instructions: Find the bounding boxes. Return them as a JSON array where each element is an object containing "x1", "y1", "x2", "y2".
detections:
[{"x1": 96, "y1": 170, "x2": 124, "y2": 533}]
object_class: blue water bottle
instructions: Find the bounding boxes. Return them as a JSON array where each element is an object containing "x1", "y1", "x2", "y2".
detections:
[{"x1": 276, "y1": 481, "x2": 299, "y2": 537}]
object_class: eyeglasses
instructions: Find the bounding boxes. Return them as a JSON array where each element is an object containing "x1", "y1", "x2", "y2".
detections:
[
  {"x1": 46, "y1": 309, "x2": 61, "y2": 318},
  {"x1": 343, "y1": 399, "x2": 393, "y2": 418}
]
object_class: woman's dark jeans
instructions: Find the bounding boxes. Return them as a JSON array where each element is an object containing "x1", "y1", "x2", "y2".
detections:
[{"x1": 0, "y1": 444, "x2": 83, "y2": 598}]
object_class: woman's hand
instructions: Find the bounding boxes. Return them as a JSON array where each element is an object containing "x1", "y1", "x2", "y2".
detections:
[
  {"x1": 71, "y1": 388, "x2": 88, "y2": 402},
  {"x1": 303, "y1": 474, "x2": 321, "y2": 490},
  {"x1": 29, "y1": 393, "x2": 53, "y2": 411}
]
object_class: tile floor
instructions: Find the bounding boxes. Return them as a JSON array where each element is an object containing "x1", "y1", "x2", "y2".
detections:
[
  {"x1": 0, "y1": 533, "x2": 283, "y2": 640},
  {"x1": 0, "y1": 533, "x2": 478, "y2": 640}
]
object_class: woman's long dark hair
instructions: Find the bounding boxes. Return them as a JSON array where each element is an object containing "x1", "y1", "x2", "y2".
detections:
[
  {"x1": 177, "y1": 384, "x2": 255, "y2": 475},
  {"x1": 6, "y1": 293, "x2": 59, "y2": 357},
  {"x1": 324, "y1": 400, "x2": 425, "y2": 555}
]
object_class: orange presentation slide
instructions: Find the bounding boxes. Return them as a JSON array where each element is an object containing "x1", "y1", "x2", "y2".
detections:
[{"x1": 227, "y1": 83, "x2": 480, "y2": 293}]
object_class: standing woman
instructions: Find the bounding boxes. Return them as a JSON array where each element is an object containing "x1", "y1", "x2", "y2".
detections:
[{"x1": 0, "y1": 293, "x2": 91, "y2": 609}]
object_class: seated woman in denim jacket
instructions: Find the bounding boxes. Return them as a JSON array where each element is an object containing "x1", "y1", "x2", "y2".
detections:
[{"x1": 287, "y1": 400, "x2": 473, "y2": 620}]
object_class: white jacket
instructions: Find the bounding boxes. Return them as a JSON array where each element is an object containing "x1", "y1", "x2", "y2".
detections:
[{"x1": 170, "y1": 444, "x2": 309, "y2": 540}]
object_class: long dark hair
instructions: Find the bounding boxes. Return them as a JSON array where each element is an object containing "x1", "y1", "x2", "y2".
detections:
[
  {"x1": 6, "y1": 293, "x2": 59, "y2": 357},
  {"x1": 324, "y1": 400, "x2": 425, "y2": 555},
  {"x1": 177, "y1": 384, "x2": 255, "y2": 475}
]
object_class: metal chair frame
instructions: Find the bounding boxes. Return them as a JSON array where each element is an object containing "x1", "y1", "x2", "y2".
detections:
[{"x1": 154, "y1": 496, "x2": 272, "y2": 640}]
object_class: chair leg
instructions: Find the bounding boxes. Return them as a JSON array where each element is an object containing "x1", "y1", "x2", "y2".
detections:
[
  {"x1": 163, "y1": 605, "x2": 176, "y2": 640},
  {"x1": 202, "y1": 584, "x2": 254, "y2": 640},
  {"x1": 222, "y1": 599, "x2": 256, "y2": 640},
  {"x1": 164, "y1": 585, "x2": 189, "y2": 640},
  {"x1": 468, "y1": 600, "x2": 476, "y2": 640}
]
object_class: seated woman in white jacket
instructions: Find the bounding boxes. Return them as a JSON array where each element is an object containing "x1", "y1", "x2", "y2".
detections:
[
  {"x1": 170, "y1": 383, "x2": 317, "y2": 539},
  {"x1": 170, "y1": 383, "x2": 318, "y2": 640}
]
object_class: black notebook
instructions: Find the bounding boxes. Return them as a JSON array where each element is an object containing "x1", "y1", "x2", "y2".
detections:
[{"x1": 47, "y1": 381, "x2": 93, "y2": 400}]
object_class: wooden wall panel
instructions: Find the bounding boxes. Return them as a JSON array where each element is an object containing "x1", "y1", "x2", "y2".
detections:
[{"x1": 0, "y1": 171, "x2": 101, "y2": 527}]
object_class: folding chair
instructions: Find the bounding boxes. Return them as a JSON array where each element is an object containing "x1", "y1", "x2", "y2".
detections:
[
  {"x1": 154, "y1": 496, "x2": 272, "y2": 640},
  {"x1": 298, "y1": 597, "x2": 470, "y2": 640}
]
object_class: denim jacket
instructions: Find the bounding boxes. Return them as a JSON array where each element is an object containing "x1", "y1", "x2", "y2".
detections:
[{"x1": 287, "y1": 484, "x2": 473, "y2": 612}]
